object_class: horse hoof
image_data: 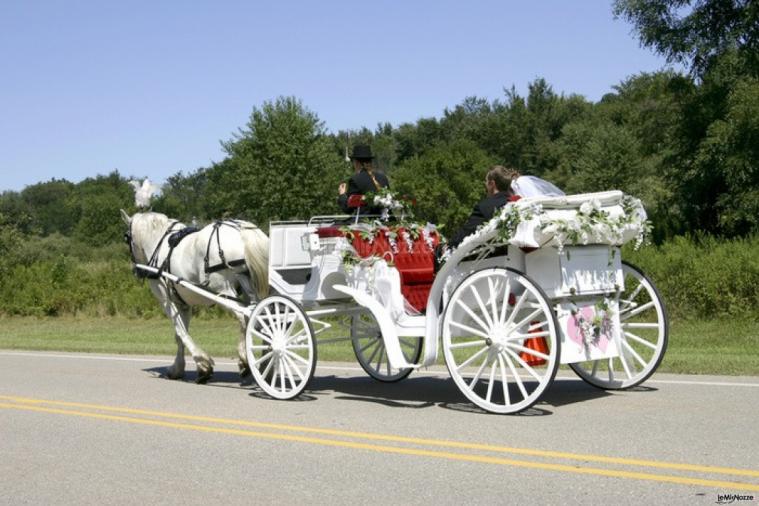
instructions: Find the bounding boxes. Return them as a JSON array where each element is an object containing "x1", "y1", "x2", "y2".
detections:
[
  {"x1": 239, "y1": 365, "x2": 252, "y2": 379},
  {"x1": 195, "y1": 371, "x2": 213, "y2": 384},
  {"x1": 166, "y1": 370, "x2": 185, "y2": 380}
]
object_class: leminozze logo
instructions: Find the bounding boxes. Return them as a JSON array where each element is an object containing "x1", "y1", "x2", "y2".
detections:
[{"x1": 716, "y1": 493, "x2": 755, "y2": 504}]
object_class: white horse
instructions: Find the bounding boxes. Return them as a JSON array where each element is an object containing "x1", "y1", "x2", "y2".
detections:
[{"x1": 121, "y1": 210, "x2": 269, "y2": 383}]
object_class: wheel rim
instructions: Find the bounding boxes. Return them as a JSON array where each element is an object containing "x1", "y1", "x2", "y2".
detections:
[
  {"x1": 442, "y1": 268, "x2": 559, "y2": 414},
  {"x1": 569, "y1": 262, "x2": 668, "y2": 389},
  {"x1": 351, "y1": 312, "x2": 421, "y2": 382},
  {"x1": 246, "y1": 296, "x2": 316, "y2": 399}
]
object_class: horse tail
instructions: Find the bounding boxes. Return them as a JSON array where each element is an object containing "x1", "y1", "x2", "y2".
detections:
[{"x1": 240, "y1": 225, "x2": 269, "y2": 300}]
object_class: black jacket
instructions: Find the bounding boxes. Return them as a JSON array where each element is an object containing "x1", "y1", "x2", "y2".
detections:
[
  {"x1": 448, "y1": 191, "x2": 511, "y2": 247},
  {"x1": 337, "y1": 169, "x2": 390, "y2": 213}
]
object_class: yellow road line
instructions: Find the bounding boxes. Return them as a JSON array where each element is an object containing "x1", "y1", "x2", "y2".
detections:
[
  {"x1": 1, "y1": 402, "x2": 758, "y2": 492},
  {"x1": 2, "y1": 394, "x2": 758, "y2": 479}
]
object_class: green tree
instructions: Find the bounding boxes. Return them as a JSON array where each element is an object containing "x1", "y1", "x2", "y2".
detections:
[
  {"x1": 693, "y1": 78, "x2": 759, "y2": 234},
  {"x1": 613, "y1": 0, "x2": 758, "y2": 76},
  {"x1": 393, "y1": 140, "x2": 496, "y2": 234},
  {"x1": 207, "y1": 97, "x2": 344, "y2": 225},
  {"x1": 12, "y1": 179, "x2": 78, "y2": 235}
]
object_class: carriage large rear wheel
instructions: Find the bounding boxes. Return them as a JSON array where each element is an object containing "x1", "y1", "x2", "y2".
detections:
[
  {"x1": 569, "y1": 261, "x2": 668, "y2": 390},
  {"x1": 442, "y1": 267, "x2": 560, "y2": 414},
  {"x1": 245, "y1": 295, "x2": 316, "y2": 399},
  {"x1": 351, "y1": 311, "x2": 422, "y2": 382}
]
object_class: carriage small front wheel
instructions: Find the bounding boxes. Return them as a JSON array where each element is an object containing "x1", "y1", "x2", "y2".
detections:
[
  {"x1": 351, "y1": 311, "x2": 422, "y2": 383},
  {"x1": 442, "y1": 267, "x2": 560, "y2": 414},
  {"x1": 245, "y1": 295, "x2": 317, "y2": 399}
]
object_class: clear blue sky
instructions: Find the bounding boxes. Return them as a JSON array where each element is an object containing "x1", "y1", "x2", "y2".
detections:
[{"x1": 0, "y1": 0, "x2": 672, "y2": 192}]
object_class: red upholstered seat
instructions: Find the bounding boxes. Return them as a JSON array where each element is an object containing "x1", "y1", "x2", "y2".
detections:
[
  {"x1": 350, "y1": 228, "x2": 440, "y2": 313},
  {"x1": 316, "y1": 226, "x2": 344, "y2": 238},
  {"x1": 347, "y1": 194, "x2": 366, "y2": 208}
]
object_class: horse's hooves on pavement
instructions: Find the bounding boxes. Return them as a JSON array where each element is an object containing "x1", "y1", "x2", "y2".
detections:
[{"x1": 195, "y1": 374, "x2": 212, "y2": 384}]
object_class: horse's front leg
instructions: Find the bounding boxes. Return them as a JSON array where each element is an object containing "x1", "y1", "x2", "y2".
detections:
[
  {"x1": 167, "y1": 333, "x2": 186, "y2": 380},
  {"x1": 151, "y1": 281, "x2": 214, "y2": 383},
  {"x1": 175, "y1": 305, "x2": 214, "y2": 384}
]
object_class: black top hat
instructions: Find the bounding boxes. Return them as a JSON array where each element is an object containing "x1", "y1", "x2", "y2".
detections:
[{"x1": 350, "y1": 144, "x2": 374, "y2": 160}]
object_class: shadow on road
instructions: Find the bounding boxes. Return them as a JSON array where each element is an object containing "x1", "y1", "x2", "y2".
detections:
[{"x1": 143, "y1": 365, "x2": 656, "y2": 416}]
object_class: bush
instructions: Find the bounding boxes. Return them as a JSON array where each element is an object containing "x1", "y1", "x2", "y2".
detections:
[
  {"x1": 1, "y1": 234, "x2": 756, "y2": 321},
  {"x1": 623, "y1": 234, "x2": 759, "y2": 319}
]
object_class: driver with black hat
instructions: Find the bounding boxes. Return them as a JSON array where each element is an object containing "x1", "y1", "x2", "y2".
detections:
[{"x1": 337, "y1": 144, "x2": 390, "y2": 213}]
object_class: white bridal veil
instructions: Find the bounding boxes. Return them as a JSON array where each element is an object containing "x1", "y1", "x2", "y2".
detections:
[{"x1": 511, "y1": 175, "x2": 565, "y2": 198}]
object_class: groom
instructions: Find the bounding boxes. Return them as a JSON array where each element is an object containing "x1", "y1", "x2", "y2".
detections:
[{"x1": 447, "y1": 165, "x2": 517, "y2": 248}]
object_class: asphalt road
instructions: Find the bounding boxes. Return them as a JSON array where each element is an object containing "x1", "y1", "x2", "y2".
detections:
[{"x1": 1, "y1": 350, "x2": 757, "y2": 505}]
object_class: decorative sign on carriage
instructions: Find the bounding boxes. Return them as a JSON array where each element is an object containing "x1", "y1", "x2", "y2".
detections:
[{"x1": 124, "y1": 183, "x2": 667, "y2": 414}]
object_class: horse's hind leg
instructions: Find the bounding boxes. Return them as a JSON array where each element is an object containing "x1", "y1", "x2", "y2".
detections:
[{"x1": 235, "y1": 313, "x2": 251, "y2": 378}]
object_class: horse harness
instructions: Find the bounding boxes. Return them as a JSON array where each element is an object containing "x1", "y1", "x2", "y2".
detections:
[{"x1": 125, "y1": 220, "x2": 254, "y2": 305}]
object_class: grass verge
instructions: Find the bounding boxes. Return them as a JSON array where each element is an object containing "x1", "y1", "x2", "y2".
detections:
[{"x1": 0, "y1": 316, "x2": 756, "y2": 376}]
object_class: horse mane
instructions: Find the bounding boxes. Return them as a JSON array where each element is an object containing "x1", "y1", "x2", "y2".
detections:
[{"x1": 132, "y1": 212, "x2": 178, "y2": 246}]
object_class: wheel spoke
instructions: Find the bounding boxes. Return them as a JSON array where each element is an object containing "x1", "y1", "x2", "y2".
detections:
[
  {"x1": 622, "y1": 340, "x2": 648, "y2": 368},
  {"x1": 448, "y1": 320, "x2": 491, "y2": 339},
  {"x1": 279, "y1": 357, "x2": 286, "y2": 392},
  {"x1": 622, "y1": 322, "x2": 659, "y2": 329},
  {"x1": 358, "y1": 336, "x2": 380, "y2": 355},
  {"x1": 366, "y1": 338, "x2": 383, "y2": 366},
  {"x1": 260, "y1": 354, "x2": 275, "y2": 378},
  {"x1": 250, "y1": 319, "x2": 271, "y2": 344},
  {"x1": 449, "y1": 339, "x2": 487, "y2": 349},
  {"x1": 498, "y1": 354, "x2": 510, "y2": 405},
  {"x1": 502, "y1": 347, "x2": 542, "y2": 382},
  {"x1": 624, "y1": 331, "x2": 658, "y2": 350},
  {"x1": 456, "y1": 299, "x2": 491, "y2": 334},
  {"x1": 485, "y1": 361, "x2": 497, "y2": 403},
  {"x1": 506, "y1": 330, "x2": 550, "y2": 341},
  {"x1": 285, "y1": 330, "x2": 307, "y2": 345},
  {"x1": 283, "y1": 354, "x2": 305, "y2": 382},
  {"x1": 618, "y1": 342, "x2": 634, "y2": 379},
  {"x1": 455, "y1": 345, "x2": 489, "y2": 372},
  {"x1": 501, "y1": 351, "x2": 528, "y2": 399},
  {"x1": 375, "y1": 344, "x2": 386, "y2": 373},
  {"x1": 249, "y1": 344, "x2": 270, "y2": 350},
  {"x1": 261, "y1": 307, "x2": 277, "y2": 337},
  {"x1": 591, "y1": 360, "x2": 599, "y2": 378},
  {"x1": 622, "y1": 283, "x2": 645, "y2": 308},
  {"x1": 285, "y1": 349, "x2": 310, "y2": 366},
  {"x1": 506, "y1": 342, "x2": 550, "y2": 361},
  {"x1": 511, "y1": 307, "x2": 545, "y2": 333},
  {"x1": 274, "y1": 302, "x2": 282, "y2": 333},
  {"x1": 499, "y1": 279, "x2": 511, "y2": 325},
  {"x1": 468, "y1": 354, "x2": 490, "y2": 390},
  {"x1": 620, "y1": 301, "x2": 655, "y2": 321},
  {"x1": 505, "y1": 290, "x2": 529, "y2": 326},
  {"x1": 608, "y1": 358, "x2": 615, "y2": 382},
  {"x1": 282, "y1": 355, "x2": 297, "y2": 388},
  {"x1": 253, "y1": 350, "x2": 273, "y2": 366},
  {"x1": 487, "y1": 278, "x2": 499, "y2": 327},
  {"x1": 470, "y1": 284, "x2": 494, "y2": 328}
]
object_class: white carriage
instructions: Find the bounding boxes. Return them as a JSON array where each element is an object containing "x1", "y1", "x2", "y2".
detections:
[{"x1": 137, "y1": 190, "x2": 668, "y2": 414}]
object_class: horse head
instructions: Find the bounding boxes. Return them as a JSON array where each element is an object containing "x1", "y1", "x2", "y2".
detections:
[{"x1": 120, "y1": 209, "x2": 173, "y2": 264}]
